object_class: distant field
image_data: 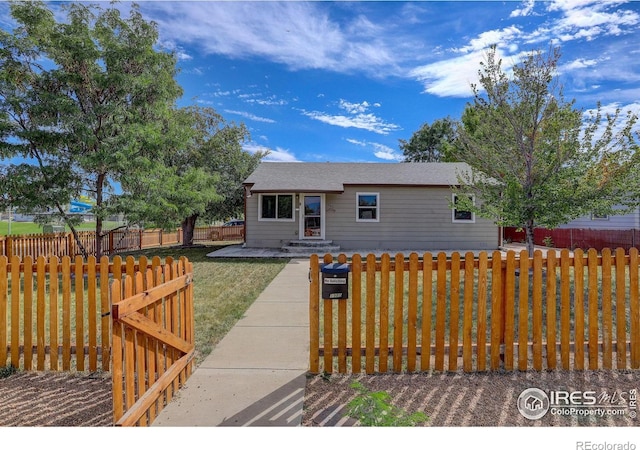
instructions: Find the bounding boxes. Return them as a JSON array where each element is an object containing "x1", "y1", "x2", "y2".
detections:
[{"x1": 0, "y1": 221, "x2": 121, "y2": 236}]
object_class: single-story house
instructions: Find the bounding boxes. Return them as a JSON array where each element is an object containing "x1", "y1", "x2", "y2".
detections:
[{"x1": 242, "y1": 162, "x2": 500, "y2": 252}]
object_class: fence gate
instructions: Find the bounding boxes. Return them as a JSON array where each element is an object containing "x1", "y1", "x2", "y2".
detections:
[{"x1": 110, "y1": 257, "x2": 195, "y2": 426}]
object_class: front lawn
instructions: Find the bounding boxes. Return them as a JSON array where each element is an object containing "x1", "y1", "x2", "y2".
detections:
[{"x1": 118, "y1": 245, "x2": 289, "y2": 365}]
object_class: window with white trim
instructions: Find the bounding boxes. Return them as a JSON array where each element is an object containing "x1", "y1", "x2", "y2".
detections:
[
  {"x1": 259, "y1": 194, "x2": 294, "y2": 221},
  {"x1": 452, "y1": 194, "x2": 475, "y2": 223},
  {"x1": 356, "y1": 192, "x2": 379, "y2": 222},
  {"x1": 591, "y1": 213, "x2": 609, "y2": 221}
]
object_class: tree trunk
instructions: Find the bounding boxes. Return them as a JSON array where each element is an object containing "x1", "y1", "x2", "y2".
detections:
[
  {"x1": 525, "y1": 219, "x2": 535, "y2": 258},
  {"x1": 95, "y1": 173, "x2": 105, "y2": 259},
  {"x1": 181, "y1": 214, "x2": 198, "y2": 247}
]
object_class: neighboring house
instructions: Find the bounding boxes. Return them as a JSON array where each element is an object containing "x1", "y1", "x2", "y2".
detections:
[
  {"x1": 503, "y1": 205, "x2": 640, "y2": 251},
  {"x1": 242, "y1": 162, "x2": 499, "y2": 252},
  {"x1": 557, "y1": 205, "x2": 640, "y2": 230}
]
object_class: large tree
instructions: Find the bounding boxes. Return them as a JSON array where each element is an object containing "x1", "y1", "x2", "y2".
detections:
[
  {"x1": 0, "y1": 1, "x2": 182, "y2": 257},
  {"x1": 119, "y1": 106, "x2": 265, "y2": 246},
  {"x1": 453, "y1": 45, "x2": 640, "y2": 256},
  {"x1": 400, "y1": 117, "x2": 458, "y2": 162}
]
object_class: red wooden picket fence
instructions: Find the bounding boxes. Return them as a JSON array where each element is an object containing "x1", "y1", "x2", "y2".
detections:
[{"x1": 309, "y1": 248, "x2": 640, "y2": 374}]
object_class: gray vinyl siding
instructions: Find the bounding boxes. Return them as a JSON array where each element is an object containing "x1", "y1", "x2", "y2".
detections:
[
  {"x1": 245, "y1": 185, "x2": 499, "y2": 250},
  {"x1": 558, "y1": 207, "x2": 640, "y2": 230},
  {"x1": 325, "y1": 186, "x2": 497, "y2": 250},
  {"x1": 245, "y1": 193, "x2": 299, "y2": 247}
]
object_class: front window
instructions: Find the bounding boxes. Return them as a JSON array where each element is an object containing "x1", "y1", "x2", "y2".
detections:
[
  {"x1": 452, "y1": 194, "x2": 475, "y2": 223},
  {"x1": 259, "y1": 194, "x2": 294, "y2": 221},
  {"x1": 356, "y1": 192, "x2": 379, "y2": 222}
]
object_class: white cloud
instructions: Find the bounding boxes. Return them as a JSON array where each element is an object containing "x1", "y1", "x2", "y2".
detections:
[
  {"x1": 244, "y1": 143, "x2": 299, "y2": 162},
  {"x1": 372, "y1": 143, "x2": 403, "y2": 161},
  {"x1": 224, "y1": 110, "x2": 276, "y2": 124},
  {"x1": 301, "y1": 110, "x2": 401, "y2": 135},
  {"x1": 346, "y1": 138, "x2": 367, "y2": 146},
  {"x1": 510, "y1": 0, "x2": 536, "y2": 18},
  {"x1": 142, "y1": 2, "x2": 400, "y2": 76},
  {"x1": 339, "y1": 100, "x2": 374, "y2": 114},
  {"x1": 410, "y1": 50, "x2": 506, "y2": 98},
  {"x1": 453, "y1": 26, "x2": 523, "y2": 54}
]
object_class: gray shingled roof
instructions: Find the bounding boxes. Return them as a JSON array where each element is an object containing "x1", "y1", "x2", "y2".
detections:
[{"x1": 244, "y1": 162, "x2": 474, "y2": 193}]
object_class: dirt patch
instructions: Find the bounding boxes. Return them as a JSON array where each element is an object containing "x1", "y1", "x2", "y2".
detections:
[
  {"x1": 2, "y1": 369, "x2": 639, "y2": 427},
  {"x1": 302, "y1": 369, "x2": 640, "y2": 427},
  {"x1": 0, "y1": 371, "x2": 112, "y2": 427}
]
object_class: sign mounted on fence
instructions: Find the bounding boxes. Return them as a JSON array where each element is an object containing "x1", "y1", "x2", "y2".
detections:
[{"x1": 321, "y1": 262, "x2": 349, "y2": 299}]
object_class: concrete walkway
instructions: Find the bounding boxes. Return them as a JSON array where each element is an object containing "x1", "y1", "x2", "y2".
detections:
[{"x1": 152, "y1": 258, "x2": 310, "y2": 427}]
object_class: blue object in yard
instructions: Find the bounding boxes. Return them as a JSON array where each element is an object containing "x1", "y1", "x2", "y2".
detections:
[{"x1": 69, "y1": 200, "x2": 92, "y2": 213}]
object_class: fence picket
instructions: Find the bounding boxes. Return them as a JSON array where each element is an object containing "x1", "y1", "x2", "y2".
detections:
[
  {"x1": 560, "y1": 249, "x2": 571, "y2": 369},
  {"x1": 350, "y1": 254, "x2": 362, "y2": 373},
  {"x1": 379, "y1": 253, "x2": 390, "y2": 372},
  {"x1": 393, "y1": 253, "x2": 404, "y2": 373},
  {"x1": 631, "y1": 249, "x2": 640, "y2": 368},
  {"x1": 476, "y1": 252, "x2": 488, "y2": 372},
  {"x1": 615, "y1": 248, "x2": 627, "y2": 369},
  {"x1": 546, "y1": 250, "x2": 557, "y2": 370},
  {"x1": 532, "y1": 251, "x2": 543, "y2": 371},
  {"x1": 435, "y1": 252, "x2": 447, "y2": 371},
  {"x1": 365, "y1": 254, "x2": 376, "y2": 374},
  {"x1": 504, "y1": 251, "x2": 516, "y2": 370},
  {"x1": 574, "y1": 249, "x2": 585, "y2": 370},
  {"x1": 0, "y1": 256, "x2": 6, "y2": 366},
  {"x1": 10, "y1": 256, "x2": 20, "y2": 367},
  {"x1": 323, "y1": 254, "x2": 334, "y2": 373},
  {"x1": 23, "y1": 256, "x2": 33, "y2": 370},
  {"x1": 517, "y1": 250, "x2": 529, "y2": 371},
  {"x1": 463, "y1": 252, "x2": 474, "y2": 372},
  {"x1": 449, "y1": 252, "x2": 460, "y2": 372},
  {"x1": 309, "y1": 254, "x2": 320, "y2": 374},
  {"x1": 36, "y1": 256, "x2": 46, "y2": 370},
  {"x1": 421, "y1": 252, "x2": 433, "y2": 372},
  {"x1": 407, "y1": 253, "x2": 418, "y2": 372},
  {"x1": 602, "y1": 248, "x2": 613, "y2": 369},
  {"x1": 588, "y1": 249, "x2": 599, "y2": 369},
  {"x1": 490, "y1": 250, "x2": 502, "y2": 370}
]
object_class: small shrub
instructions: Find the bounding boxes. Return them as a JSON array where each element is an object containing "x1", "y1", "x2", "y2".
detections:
[
  {"x1": 0, "y1": 365, "x2": 17, "y2": 379},
  {"x1": 345, "y1": 381, "x2": 428, "y2": 426},
  {"x1": 543, "y1": 236, "x2": 554, "y2": 247}
]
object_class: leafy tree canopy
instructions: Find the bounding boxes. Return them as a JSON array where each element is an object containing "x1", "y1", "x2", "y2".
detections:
[
  {"x1": 453, "y1": 45, "x2": 640, "y2": 255},
  {"x1": 400, "y1": 117, "x2": 458, "y2": 162},
  {"x1": 0, "y1": 1, "x2": 183, "y2": 256}
]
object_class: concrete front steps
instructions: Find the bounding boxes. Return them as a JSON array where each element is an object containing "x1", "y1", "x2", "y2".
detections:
[{"x1": 280, "y1": 239, "x2": 341, "y2": 255}]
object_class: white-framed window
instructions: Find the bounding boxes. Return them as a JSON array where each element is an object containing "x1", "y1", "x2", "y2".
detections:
[
  {"x1": 356, "y1": 192, "x2": 379, "y2": 222},
  {"x1": 591, "y1": 213, "x2": 609, "y2": 221},
  {"x1": 452, "y1": 194, "x2": 475, "y2": 223},
  {"x1": 259, "y1": 194, "x2": 294, "y2": 221}
]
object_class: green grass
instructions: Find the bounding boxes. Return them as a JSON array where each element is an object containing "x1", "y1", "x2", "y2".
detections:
[
  {"x1": 0, "y1": 221, "x2": 121, "y2": 236},
  {"x1": 118, "y1": 245, "x2": 289, "y2": 365}
]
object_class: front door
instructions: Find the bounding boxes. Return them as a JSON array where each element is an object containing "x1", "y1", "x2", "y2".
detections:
[{"x1": 300, "y1": 194, "x2": 324, "y2": 239}]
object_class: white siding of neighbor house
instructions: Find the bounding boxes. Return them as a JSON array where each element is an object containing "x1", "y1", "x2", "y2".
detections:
[
  {"x1": 557, "y1": 206, "x2": 640, "y2": 230},
  {"x1": 245, "y1": 186, "x2": 499, "y2": 250}
]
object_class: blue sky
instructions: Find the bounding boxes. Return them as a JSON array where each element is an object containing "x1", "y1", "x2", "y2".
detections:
[{"x1": 2, "y1": 0, "x2": 640, "y2": 164}]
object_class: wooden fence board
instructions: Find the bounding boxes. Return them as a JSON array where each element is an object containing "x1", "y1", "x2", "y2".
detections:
[{"x1": 308, "y1": 248, "x2": 640, "y2": 375}]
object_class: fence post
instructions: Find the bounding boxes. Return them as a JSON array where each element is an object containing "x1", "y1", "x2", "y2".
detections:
[
  {"x1": 139, "y1": 229, "x2": 143, "y2": 250},
  {"x1": 5, "y1": 237, "x2": 12, "y2": 259},
  {"x1": 67, "y1": 233, "x2": 73, "y2": 257}
]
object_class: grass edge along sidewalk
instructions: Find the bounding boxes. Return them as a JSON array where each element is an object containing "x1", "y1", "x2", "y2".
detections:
[{"x1": 118, "y1": 245, "x2": 289, "y2": 366}]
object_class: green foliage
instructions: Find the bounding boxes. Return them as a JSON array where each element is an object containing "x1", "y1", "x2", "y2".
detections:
[
  {"x1": 453, "y1": 45, "x2": 640, "y2": 256},
  {"x1": 0, "y1": 365, "x2": 17, "y2": 379},
  {"x1": 543, "y1": 236, "x2": 554, "y2": 248},
  {"x1": 0, "y1": 1, "x2": 182, "y2": 256},
  {"x1": 119, "y1": 105, "x2": 265, "y2": 245},
  {"x1": 400, "y1": 117, "x2": 458, "y2": 162},
  {"x1": 345, "y1": 381, "x2": 428, "y2": 427}
]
